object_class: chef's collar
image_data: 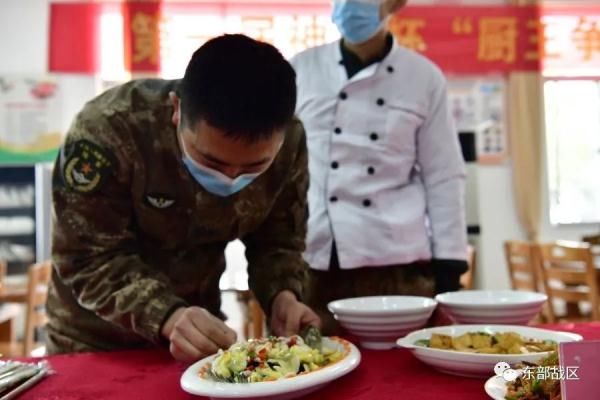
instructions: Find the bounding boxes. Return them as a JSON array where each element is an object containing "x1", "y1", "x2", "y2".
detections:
[{"x1": 339, "y1": 34, "x2": 394, "y2": 79}]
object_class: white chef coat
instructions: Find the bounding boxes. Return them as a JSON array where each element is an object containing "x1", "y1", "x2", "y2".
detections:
[{"x1": 290, "y1": 39, "x2": 467, "y2": 271}]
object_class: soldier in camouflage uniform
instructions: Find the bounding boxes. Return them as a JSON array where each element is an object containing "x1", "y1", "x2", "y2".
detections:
[{"x1": 47, "y1": 34, "x2": 319, "y2": 362}]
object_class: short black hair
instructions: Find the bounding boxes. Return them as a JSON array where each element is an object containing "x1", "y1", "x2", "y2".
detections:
[{"x1": 179, "y1": 34, "x2": 296, "y2": 142}]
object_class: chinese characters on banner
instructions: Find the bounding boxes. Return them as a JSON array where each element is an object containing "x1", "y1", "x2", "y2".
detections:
[
  {"x1": 50, "y1": 4, "x2": 600, "y2": 76},
  {"x1": 157, "y1": 13, "x2": 339, "y2": 77},
  {"x1": 388, "y1": 7, "x2": 542, "y2": 74},
  {"x1": 389, "y1": 6, "x2": 600, "y2": 75},
  {"x1": 542, "y1": 12, "x2": 600, "y2": 76},
  {"x1": 123, "y1": 1, "x2": 162, "y2": 74}
]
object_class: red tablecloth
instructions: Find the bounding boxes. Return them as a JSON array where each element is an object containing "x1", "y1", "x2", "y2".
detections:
[{"x1": 16, "y1": 322, "x2": 600, "y2": 400}]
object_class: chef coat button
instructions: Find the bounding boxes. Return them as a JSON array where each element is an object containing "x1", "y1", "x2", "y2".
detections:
[
  {"x1": 370, "y1": 132, "x2": 379, "y2": 141},
  {"x1": 339, "y1": 92, "x2": 348, "y2": 100},
  {"x1": 363, "y1": 199, "x2": 372, "y2": 207},
  {"x1": 387, "y1": 66, "x2": 394, "y2": 73},
  {"x1": 376, "y1": 98, "x2": 385, "y2": 106},
  {"x1": 331, "y1": 161, "x2": 339, "y2": 169},
  {"x1": 334, "y1": 127, "x2": 342, "y2": 134},
  {"x1": 330, "y1": 196, "x2": 338, "y2": 203},
  {"x1": 338, "y1": 59, "x2": 344, "y2": 65},
  {"x1": 367, "y1": 166, "x2": 375, "y2": 175}
]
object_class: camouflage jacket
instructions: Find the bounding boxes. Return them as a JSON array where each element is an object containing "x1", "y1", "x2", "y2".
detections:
[{"x1": 48, "y1": 79, "x2": 309, "y2": 353}]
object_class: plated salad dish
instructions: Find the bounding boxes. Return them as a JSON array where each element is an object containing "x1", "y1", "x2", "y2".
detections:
[{"x1": 200, "y1": 335, "x2": 344, "y2": 383}]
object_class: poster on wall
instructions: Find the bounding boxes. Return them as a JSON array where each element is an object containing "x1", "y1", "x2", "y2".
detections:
[
  {"x1": 448, "y1": 78, "x2": 507, "y2": 165},
  {"x1": 0, "y1": 76, "x2": 64, "y2": 165}
]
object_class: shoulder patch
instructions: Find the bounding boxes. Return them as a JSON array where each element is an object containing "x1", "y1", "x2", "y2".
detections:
[
  {"x1": 63, "y1": 140, "x2": 114, "y2": 194},
  {"x1": 145, "y1": 193, "x2": 175, "y2": 209}
]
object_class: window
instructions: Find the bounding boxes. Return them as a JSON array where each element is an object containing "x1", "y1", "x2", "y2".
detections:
[
  {"x1": 544, "y1": 79, "x2": 600, "y2": 224},
  {"x1": 542, "y1": 10, "x2": 600, "y2": 225}
]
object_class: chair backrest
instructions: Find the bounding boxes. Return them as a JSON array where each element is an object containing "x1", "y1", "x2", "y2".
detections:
[
  {"x1": 582, "y1": 234, "x2": 600, "y2": 260},
  {"x1": 23, "y1": 261, "x2": 52, "y2": 355},
  {"x1": 504, "y1": 241, "x2": 539, "y2": 292},
  {"x1": 582, "y1": 234, "x2": 600, "y2": 246},
  {"x1": 460, "y1": 245, "x2": 477, "y2": 290},
  {"x1": 537, "y1": 241, "x2": 600, "y2": 323},
  {"x1": 235, "y1": 290, "x2": 265, "y2": 340},
  {"x1": 0, "y1": 261, "x2": 6, "y2": 295}
]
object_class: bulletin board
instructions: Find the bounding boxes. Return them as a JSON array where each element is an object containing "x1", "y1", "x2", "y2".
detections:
[
  {"x1": 0, "y1": 76, "x2": 63, "y2": 165},
  {"x1": 448, "y1": 78, "x2": 508, "y2": 165}
]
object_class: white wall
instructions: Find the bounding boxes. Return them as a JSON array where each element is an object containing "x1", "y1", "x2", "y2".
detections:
[
  {"x1": 0, "y1": 0, "x2": 97, "y2": 131},
  {"x1": 0, "y1": 0, "x2": 49, "y2": 74}
]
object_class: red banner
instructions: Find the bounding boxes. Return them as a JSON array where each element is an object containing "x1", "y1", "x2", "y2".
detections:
[
  {"x1": 391, "y1": 6, "x2": 600, "y2": 76},
  {"x1": 48, "y1": 3, "x2": 600, "y2": 77},
  {"x1": 390, "y1": 6, "x2": 541, "y2": 74},
  {"x1": 49, "y1": 3, "x2": 102, "y2": 73},
  {"x1": 122, "y1": 1, "x2": 162, "y2": 74}
]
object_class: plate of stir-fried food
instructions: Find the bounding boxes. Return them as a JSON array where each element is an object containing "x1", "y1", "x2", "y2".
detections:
[
  {"x1": 397, "y1": 325, "x2": 581, "y2": 377},
  {"x1": 180, "y1": 333, "x2": 360, "y2": 399},
  {"x1": 485, "y1": 352, "x2": 561, "y2": 400}
]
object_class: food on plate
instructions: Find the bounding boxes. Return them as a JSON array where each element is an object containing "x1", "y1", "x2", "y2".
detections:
[
  {"x1": 199, "y1": 335, "x2": 344, "y2": 383},
  {"x1": 505, "y1": 352, "x2": 561, "y2": 400},
  {"x1": 415, "y1": 331, "x2": 557, "y2": 354}
]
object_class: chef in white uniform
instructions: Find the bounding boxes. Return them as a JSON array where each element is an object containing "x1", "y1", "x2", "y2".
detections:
[{"x1": 290, "y1": 0, "x2": 468, "y2": 333}]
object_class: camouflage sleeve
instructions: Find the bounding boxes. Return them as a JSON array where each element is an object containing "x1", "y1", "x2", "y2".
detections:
[
  {"x1": 52, "y1": 109, "x2": 187, "y2": 345},
  {"x1": 242, "y1": 120, "x2": 310, "y2": 316}
]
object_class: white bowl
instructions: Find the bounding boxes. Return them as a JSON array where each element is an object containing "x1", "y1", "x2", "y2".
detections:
[
  {"x1": 397, "y1": 324, "x2": 582, "y2": 378},
  {"x1": 181, "y1": 337, "x2": 360, "y2": 400},
  {"x1": 435, "y1": 290, "x2": 547, "y2": 325},
  {"x1": 328, "y1": 296, "x2": 437, "y2": 350}
]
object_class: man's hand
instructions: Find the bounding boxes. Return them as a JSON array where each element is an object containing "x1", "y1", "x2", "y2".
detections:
[
  {"x1": 270, "y1": 290, "x2": 321, "y2": 337},
  {"x1": 162, "y1": 306, "x2": 237, "y2": 363}
]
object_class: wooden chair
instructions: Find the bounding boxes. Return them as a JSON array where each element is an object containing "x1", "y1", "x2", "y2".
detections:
[
  {"x1": 0, "y1": 261, "x2": 52, "y2": 356},
  {"x1": 237, "y1": 290, "x2": 265, "y2": 339},
  {"x1": 0, "y1": 260, "x2": 6, "y2": 295},
  {"x1": 504, "y1": 241, "x2": 540, "y2": 292},
  {"x1": 582, "y1": 234, "x2": 600, "y2": 263},
  {"x1": 460, "y1": 244, "x2": 477, "y2": 290},
  {"x1": 537, "y1": 241, "x2": 600, "y2": 323},
  {"x1": 582, "y1": 234, "x2": 600, "y2": 245},
  {"x1": 0, "y1": 263, "x2": 28, "y2": 302}
]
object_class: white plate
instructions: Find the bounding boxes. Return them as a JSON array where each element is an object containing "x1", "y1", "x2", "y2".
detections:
[
  {"x1": 396, "y1": 325, "x2": 582, "y2": 378},
  {"x1": 180, "y1": 337, "x2": 361, "y2": 399},
  {"x1": 484, "y1": 375, "x2": 507, "y2": 400}
]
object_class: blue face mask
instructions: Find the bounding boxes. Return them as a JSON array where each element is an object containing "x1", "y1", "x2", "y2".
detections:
[
  {"x1": 332, "y1": 0, "x2": 383, "y2": 44},
  {"x1": 181, "y1": 146, "x2": 260, "y2": 197}
]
